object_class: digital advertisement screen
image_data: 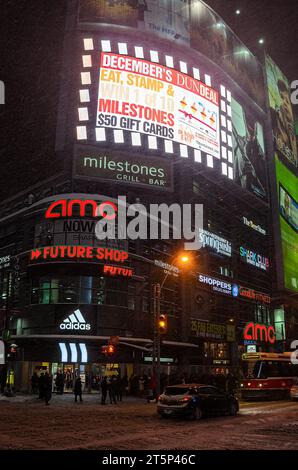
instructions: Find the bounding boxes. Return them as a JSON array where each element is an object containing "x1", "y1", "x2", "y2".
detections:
[
  {"x1": 231, "y1": 97, "x2": 267, "y2": 200},
  {"x1": 266, "y1": 55, "x2": 298, "y2": 167},
  {"x1": 275, "y1": 155, "x2": 298, "y2": 292},
  {"x1": 97, "y1": 52, "x2": 220, "y2": 158}
]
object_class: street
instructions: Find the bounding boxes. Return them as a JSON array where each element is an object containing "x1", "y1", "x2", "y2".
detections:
[{"x1": 0, "y1": 395, "x2": 298, "y2": 450}]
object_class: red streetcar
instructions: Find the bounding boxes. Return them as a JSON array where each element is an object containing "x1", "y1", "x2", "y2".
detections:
[{"x1": 241, "y1": 352, "x2": 298, "y2": 400}]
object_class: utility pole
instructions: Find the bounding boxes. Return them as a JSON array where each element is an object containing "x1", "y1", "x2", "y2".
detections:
[{"x1": 152, "y1": 283, "x2": 161, "y2": 396}]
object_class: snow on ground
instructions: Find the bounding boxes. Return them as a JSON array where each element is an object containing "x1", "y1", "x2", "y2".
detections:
[{"x1": 0, "y1": 394, "x2": 298, "y2": 450}]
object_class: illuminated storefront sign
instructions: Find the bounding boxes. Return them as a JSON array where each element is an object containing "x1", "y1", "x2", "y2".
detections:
[
  {"x1": 59, "y1": 309, "x2": 91, "y2": 331},
  {"x1": 103, "y1": 265, "x2": 133, "y2": 277},
  {"x1": 243, "y1": 322, "x2": 276, "y2": 344},
  {"x1": 30, "y1": 246, "x2": 129, "y2": 263},
  {"x1": 238, "y1": 287, "x2": 271, "y2": 304},
  {"x1": 97, "y1": 52, "x2": 220, "y2": 158},
  {"x1": 197, "y1": 273, "x2": 238, "y2": 297},
  {"x1": 198, "y1": 229, "x2": 231, "y2": 257},
  {"x1": 242, "y1": 217, "x2": 266, "y2": 236},
  {"x1": 239, "y1": 246, "x2": 269, "y2": 271},
  {"x1": 197, "y1": 273, "x2": 270, "y2": 304},
  {"x1": 74, "y1": 146, "x2": 173, "y2": 190},
  {"x1": 59, "y1": 342, "x2": 88, "y2": 363},
  {"x1": 45, "y1": 199, "x2": 117, "y2": 219},
  {"x1": 191, "y1": 320, "x2": 235, "y2": 342}
]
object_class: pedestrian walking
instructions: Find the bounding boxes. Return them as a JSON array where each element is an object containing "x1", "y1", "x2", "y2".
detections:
[
  {"x1": 38, "y1": 373, "x2": 45, "y2": 399},
  {"x1": 43, "y1": 372, "x2": 52, "y2": 405},
  {"x1": 101, "y1": 376, "x2": 108, "y2": 405},
  {"x1": 109, "y1": 376, "x2": 117, "y2": 404},
  {"x1": 31, "y1": 372, "x2": 39, "y2": 394},
  {"x1": 74, "y1": 376, "x2": 83, "y2": 402},
  {"x1": 55, "y1": 371, "x2": 64, "y2": 394}
]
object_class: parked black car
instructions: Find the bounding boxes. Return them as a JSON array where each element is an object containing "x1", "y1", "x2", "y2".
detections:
[{"x1": 157, "y1": 383, "x2": 239, "y2": 420}]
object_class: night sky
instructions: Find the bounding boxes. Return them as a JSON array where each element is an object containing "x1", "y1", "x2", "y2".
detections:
[{"x1": 205, "y1": 0, "x2": 298, "y2": 81}]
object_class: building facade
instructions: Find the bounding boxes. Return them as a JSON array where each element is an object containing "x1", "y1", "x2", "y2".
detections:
[{"x1": 0, "y1": 0, "x2": 297, "y2": 392}]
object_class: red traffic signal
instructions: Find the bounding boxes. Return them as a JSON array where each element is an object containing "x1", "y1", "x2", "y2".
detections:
[
  {"x1": 101, "y1": 344, "x2": 116, "y2": 356},
  {"x1": 107, "y1": 344, "x2": 115, "y2": 354}
]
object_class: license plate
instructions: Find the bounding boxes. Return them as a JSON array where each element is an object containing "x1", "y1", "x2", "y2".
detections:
[{"x1": 164, "y1": 410, "x2": 173, "y2": 415}]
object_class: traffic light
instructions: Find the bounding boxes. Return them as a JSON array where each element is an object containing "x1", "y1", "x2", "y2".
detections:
[
  {"x1": 101, "y1": 344, "x2": 116, "y2": 356},
  {"x1": 158, "y1": 314, "x2": 167, "y2": 334},
  {"x1": 107, "y1": 344, "x2": 115, "y2": 355}
]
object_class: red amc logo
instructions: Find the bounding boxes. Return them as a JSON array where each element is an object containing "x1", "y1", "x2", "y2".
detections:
[
  {"x1": 45, "y1": 199, "x2": 117, "y2": 219},
  {"x1": 243, "y1": 322, "x2": 276, "y2": 344}
]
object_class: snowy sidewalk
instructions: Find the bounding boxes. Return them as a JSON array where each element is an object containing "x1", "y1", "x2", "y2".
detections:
[{"x1": 0, "y1": 392, "x2": 147, "y2": 404}]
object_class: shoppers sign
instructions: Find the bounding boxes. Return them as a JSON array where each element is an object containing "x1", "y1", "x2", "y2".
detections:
[
  {"x1": 242, "y1": 217, "x2": 266, "y2": 236},
  {"x1": 198, "y1": 229, "x2": 231, "y2": 257},
  {"x1": 74, "y1": 146, "x2": 173, "y2": 190},
  {"x1": 239, "y1": 246, "x2": 269, "y2": 271},
  {"x1": 197, "y1": 273, "x2": 238, "y2": 297},
  {"x1": 97, "y1": 52, "x2": 220, "y2": 158},
  {"x1": 243, "y1": 322, "x2": 276, "y2": 344}
]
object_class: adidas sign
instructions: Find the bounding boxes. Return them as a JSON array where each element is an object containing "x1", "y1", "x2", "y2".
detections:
[{"x1": 59, "y1": 309, "x2": 91, "y2": 331}]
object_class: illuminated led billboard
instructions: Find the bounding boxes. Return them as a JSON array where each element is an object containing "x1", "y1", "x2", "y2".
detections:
[
  {"x1": 76, "y1": 38, "x2": 235, "y2": 182},
  {"x1": 266, "y1": 55, "x2": 298, "y2": 167},
  {"x1": 231, "y1": 97, "x2": 267, "y2": 200},
  {"x1": 97, "y1": 52, "x2": 220, "y2": 158},
  {"x1": 275, "y1": 155, "x2": 298, "y2": 293}
]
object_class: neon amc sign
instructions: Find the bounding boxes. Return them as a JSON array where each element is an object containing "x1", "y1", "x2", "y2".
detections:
[
  {"x1": 45, "y1": 199, "x2": 117, "y2": 219},
  {"x1": 243, "y1": 322, "x2": 276, "y2": 344}
]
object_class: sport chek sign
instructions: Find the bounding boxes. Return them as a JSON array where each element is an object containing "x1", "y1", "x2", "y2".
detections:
[{"x1": 97, "y1": 53, "x2": 220, "y2": 158}]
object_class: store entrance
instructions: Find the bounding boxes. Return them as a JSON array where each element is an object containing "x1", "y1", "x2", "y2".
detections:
[{"x1": 51, "y1": 363, "x2": 87, "y2": 393}]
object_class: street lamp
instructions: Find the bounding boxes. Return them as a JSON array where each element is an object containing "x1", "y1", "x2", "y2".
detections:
[{"x1": 152, "y1": 252, "x2": 192, "y2": 397}]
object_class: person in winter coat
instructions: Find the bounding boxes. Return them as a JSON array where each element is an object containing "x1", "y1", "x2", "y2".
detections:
[
  {"x1": 74, "y1": 377, "x2": 83, "y2": 402},
  {"x1": 101, "y1": 376, "x2": 108, "y2": 405},
  {"x1": 43, "y1": 373, "x2": 52, "y2": 405}
]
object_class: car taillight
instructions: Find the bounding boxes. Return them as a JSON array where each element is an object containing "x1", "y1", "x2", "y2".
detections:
[{"x1": 179, "y1": 396, "x2": 192, "y2": 402}]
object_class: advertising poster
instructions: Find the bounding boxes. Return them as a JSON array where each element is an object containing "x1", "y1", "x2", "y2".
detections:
[
  {"x1": 79, "y1": 0, "x2": 138, "y2": 26},
  {"x1": 231, "y1": 97, "x2": 267, "y2": 200},
  {"x1": 97, "y1": 52, "x2": 220, "y2": 158},
  {"x1": 140, "y1": 0, "x2": 190, "y2": 45},
  {"x1": 275, "y1": 155, "x2": 298, "y2": 293},
  {"x1": 189, "y1": 0, "x2": 265, "y2": 109},
  {"x1": 266, "y1": 55, "x2": 298, "y2": 167}
]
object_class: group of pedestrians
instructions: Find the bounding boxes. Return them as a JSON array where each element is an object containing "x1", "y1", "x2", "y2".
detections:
[
  {"x1": 34, "y1": 372, "x2": 53, "y2": 405},
  {"x1": 100, "y1": 375, "x2": 126, "y2": 405}
]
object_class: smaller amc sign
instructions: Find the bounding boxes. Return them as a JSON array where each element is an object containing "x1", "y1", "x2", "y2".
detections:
[
  {"x1": 243, "y1": 322, "x2": 276, "y2": 344},
  {"x1": 74, "y1": 146, "x2": 173, "y2": 191}
]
